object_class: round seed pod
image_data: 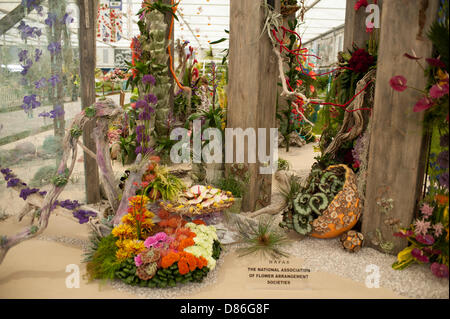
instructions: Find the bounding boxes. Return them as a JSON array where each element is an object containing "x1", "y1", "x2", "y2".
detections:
[{"x1": 340, "y1": 230, "x2": 364, "y2": 253}]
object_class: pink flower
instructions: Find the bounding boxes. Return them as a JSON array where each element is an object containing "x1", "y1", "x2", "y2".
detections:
[
  {"x1": 414, "y1": 218, "x2": 431, "y2": 236},
  {"x1": 394, "y1": 229, "x2": 413, "y2": 238},
  {"x1": 154, "y1": 232, "x2": 168, "y2": 242},
  {"x1": 354, "y1": 0, "x2": 368, "y2": 11},
  {"x1": 390, "y1": 75, "x2": 408, "y2": 92},
  {"x1": 431, "y1": 263, "x2": 449, "y2": 278},
  {"x1": 420, "y1": 203, "x2": 434, "y2": 219},
  {"x1": 411, "y1": 248, "x2": 430, "y2": 263},
  {"x1": 134, "y1": 254, "x2": 143, "y2": 267},
  {"x1": 433, "y1": 223, "x2": 444, "y2": 237},
  {"x1": 144, "y1": 236, "x2": 158, "y2": 249},
  {"x1": 413, "y1": 97, "x2": 434, "y2": 112},
  {"x1": 415, "y1": 234, "x2": 435, "y2": 246},
  {"x1": 429, "y1": 83, "x2": 449, "y2": 99}
]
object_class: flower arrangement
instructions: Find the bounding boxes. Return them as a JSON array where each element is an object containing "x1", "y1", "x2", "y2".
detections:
[
  {"x1": 160, "y1": 185, "x2": 235, "y2": 216},
  {"x1": 86, "y1": 192, "x2": 222, "y2": 288},
  {"x1": 392, "y1": 199, "x2": 449, "y2": 278}
]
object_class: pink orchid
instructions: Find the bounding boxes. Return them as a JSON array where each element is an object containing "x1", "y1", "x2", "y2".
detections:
[
  {"x1": 413, "y1": 97, "x2": 434, "y2": 112},
  {"x1": 389, "y1": 75, "x2": 408, "y2": 92},
  {"x1": 420, "y1": 203, "x2": 434, "y2": 219},
  {"x1": 414, "y1": 218, "x2": 431, "y2": 236},
  {"x1": 433, "y1": 223, "x2": 444, "y2": 237}
]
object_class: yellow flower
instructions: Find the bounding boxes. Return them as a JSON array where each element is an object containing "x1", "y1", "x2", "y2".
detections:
[
  {"x1": 112, "y1": 224, "x2": 135, "y2": 240},
  {"x1": 167, "y1": 204, "x2": 173, "y2": 208},
  {"x1": 128, "y1": 195, "x2": 149, "y2": 208},
  {"x1": 121, "y1": 214, "x2": 135, "y2": 225}
]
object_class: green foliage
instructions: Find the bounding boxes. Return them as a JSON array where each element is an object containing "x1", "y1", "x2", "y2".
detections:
[
  {"x1": 277, "y1": 158, "x2": 290, "y2": 171},
  {"x1": 85, "y1": 234, "x2": 122, "y2": 281},
  {"x1": 84, "y1": 105, "x2": 96, "y2": 118},
  {"x1": 70, "y1": 126, "x2": 82, "y2": 139},
  {"x1": 118, "y1": 133, "x2": 137, "y2": 165},
  {"x1": 52, "y1": 168, "x2": 69, "y2": 187},
  {"x1": 29, "y1": 226, "x2": 39, "y2": 235},
  {"x1": 427, "y1": 20, "x2": 449, "y2": 70},
  {"x1": 236, "y1": 216, "x2": 291, "y2": 259},
  {"x1": 278, "y1": 173, "x2": 303, "y2": 205},
  {"x1": 0, "y1": 235, "x2": 7, "y2": 246},
  {"x1": 215, "y1": 176, "x2": 245, "y2": 198},
  {"x1": 30, "y1": 165, "x2": 57, "y2": 187},
  {"x1": 137, "y1": 0, "x2": 179, "y2": 21}
]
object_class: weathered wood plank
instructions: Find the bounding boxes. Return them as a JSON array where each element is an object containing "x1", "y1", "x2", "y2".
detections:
[
  {"x1": 78, "y1": 0, "x2": 101, "y2": 204},
  {"x1": 227, "y1": 0, "x2": 279, "y2": 212},
  {"x1": 343, "y1": 0, "x2": 383, "y2": 51},
  {"x1": 362, "y1": 0, "x2": 439, "y2": 254}
]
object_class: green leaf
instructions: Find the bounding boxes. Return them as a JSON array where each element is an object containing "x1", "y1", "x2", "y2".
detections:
[{"x1": 210, "y1": 38, "x2": 228, "y2": 45}]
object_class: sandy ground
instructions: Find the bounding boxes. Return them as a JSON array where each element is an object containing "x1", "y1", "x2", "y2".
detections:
[
  {"x1": 0, "y1": 215, "x2": 402, "y2": 299},
  {"x1": 0, "y1": 143, "x2": 448, "y2": 299}
]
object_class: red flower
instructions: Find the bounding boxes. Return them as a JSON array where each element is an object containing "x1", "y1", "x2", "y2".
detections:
[
  {"x1": 413, "y1": 97, "x2": 434, "y2": 112},
  {"x1": 426, "y1": 58, "x2": 446, "y2": 69},
  {"x1": 354, "y1": 0, "x2": 368, "y2": 11},
  {"x1": 429, "y1": 83, "x2": 449, "y2": 99},
  {"x1": 348, "y1": 49, "x2": 375, "y2": 74},
  {"x1": 389, "y1": 76, "x2": 408, "y2": 92}
]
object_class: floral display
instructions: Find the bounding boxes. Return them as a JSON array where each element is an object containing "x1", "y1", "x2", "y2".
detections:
[
  {"x1": 160, "y1": 185, "x2": 235, "y2": 216},
  {"x1": 86, "y1": 191, "x2": 222, "y2": 288}
]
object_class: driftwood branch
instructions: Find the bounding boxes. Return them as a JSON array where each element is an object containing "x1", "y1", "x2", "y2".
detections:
[
  {"x1": 0, "y1": 99, "x2": 122, "y2": 264},
  {"x1": 323, "y1": 69, "x2": 376, "y2": 158},
  {"x1": 0, "y1": 0, "x2": 43, "y2": 36}
]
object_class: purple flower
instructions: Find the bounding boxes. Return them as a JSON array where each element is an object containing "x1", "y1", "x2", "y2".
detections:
[
  {"x1": 59, "y1": 199, "x2": 81, "y2": 210},
  {"x1": 35, "y1": 77, "x2": 47, "y2": 89},
  {"x1": 73, "y1": 210, "x2": 97, "y2": 224},
  {"x1": 7, "y1": 178, "x2": 21, "y2": 188},
  {"x1": 138, "y1": 111, "x2": 152, "y2": 121},
  {"x1": 430, "y1": 263, "x2": 449, "y2": 278},
  {"x1": 415, "y1": 234, "x2": 435, "y2": 245},
  {"x1": 61, "y1": 13, "x2": 74, "y2": 25},
  {"x1": 17, "y1": 21, "x2": 41, "y2": 39},
  {"x1": 18, "y1": 49, "x2": 28, "y2": 62},
  {"x1": 39, "y1": 191, "x2": 47, "y2": 196},
  {"x1": 411, "y1": 248, "x2": 430, "y2": 263},
  {"x1": 38, "y1": 111, "x2": 50, "y2": 118},
  {"x1": 45, "y1": 13, "x2": 58, "y2": 27},
  {"x1": 22, "y1": 94, "x2": 41, "y2": 112},
  {"x1": 49, "y1": 105, "x2": 65, "y2": 119},
  {"x1": 48, "y1": 74, "x2": 60, "y2": 87},
  {"x1": 34, "y1": 49, "x2": 42, "y2": 62},
  {"x1": 20, "y1": 59, "x2": 33, "y2": 76},
  {"x1": 135, "y1": 100, "x2": 148, "y2": 110},
  {"x1": 142, "y1": 74, "x2": 156, "y2": 86},
  {"x1": 145, "y1": 93, "x2": 158, "y2": 105},
  {"x1": 1, "y1": 168, "x2": 12, "y2": 175},
  {"x1": 135, "y1": 145, "x2": 143, "y2": 155},
  {"x1": 437, "y1": 150, "x2": 449, "y2": 169},
  {"x1": 19, "y1": 188, "x2": 39, "y2": 200},
  {"x1": 47, "y1": 42, "x2": 61, "y2": 55}
]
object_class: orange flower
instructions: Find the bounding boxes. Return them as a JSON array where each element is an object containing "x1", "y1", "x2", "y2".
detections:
[
  {"x1": 168, "y1": 217, "x2": 180, "y2": 228},
  {"x1": 436, "y1": 195, "x2": 449, "y2": 206},
  {"x1": 158, "y1": 209, "x2": 170, "y2": 219},
  {"x1": 186, "y1": 254, "x2": 197, "y2": 272},
  {"x1": 178, "y1": 238, "x2": 195, "y2": 251},
  {"x1": 198, "y1": 256, "x2": 208, "y2": 269},
  {"x1": 193, "y1": 219, "x2": 206, "y2": 226},
  {"x1": 161, "y1": 252, "x2": 180, "y2": 268},
  {"x1": 178, "y1": 258, "x2": 190, "y2": 275}
]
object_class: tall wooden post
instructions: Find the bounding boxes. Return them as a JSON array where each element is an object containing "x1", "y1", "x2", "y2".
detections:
[
  {"x1": 78, "y1": 0, "x2": 101, "y2": 204},
  {"x1": 163, "y1": 0, "x2": 175, "y2": 113},
  {"x1": 362, "y1": 0, "x2": 439, "y2": 254},
  {"x1": 227, "y1": 0, "x2": 280, "y2": 212},
  {"x1": 343, "y1": 0, "x2": 383, "y2": 51}
]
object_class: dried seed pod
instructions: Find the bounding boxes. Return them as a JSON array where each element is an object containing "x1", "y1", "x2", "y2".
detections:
[{"x1": 340, "y1": 230, "x2": 364, "y2": 253}]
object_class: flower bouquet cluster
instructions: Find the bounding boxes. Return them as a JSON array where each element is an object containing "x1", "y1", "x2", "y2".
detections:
[
  {"x1": 86, "y1": 195, "x2": 222, "y2": 288},
  {"x1": 160, "y1": 185, "x2": 235, "y2": 217},
  {"x1": 392, "y1": 198, "x2": 449, "y2": 278}
]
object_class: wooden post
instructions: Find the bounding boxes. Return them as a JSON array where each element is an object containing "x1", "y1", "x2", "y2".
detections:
[
  {"x1": 227, "y1": 0, "x2": 279, "y2": 212},
  {"x1": 343, "y1": 0, "x2": 383, "y2": 51},
  {"x1": 163, "y1": 0, "x2": 175, "y2": 113},
  {"x1": 78, "y1": 0, "x2": 101, "y2": 204},
  {"x1": 362, "y1": 0, "x2": 439, "y2": 254}
]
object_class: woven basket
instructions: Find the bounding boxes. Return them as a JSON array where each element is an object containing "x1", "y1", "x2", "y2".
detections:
[{"x1": 310, "y1": 164, "x2": 363, "y2": 239}]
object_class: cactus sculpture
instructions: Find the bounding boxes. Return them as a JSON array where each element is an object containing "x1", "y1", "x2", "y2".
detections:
[
  {"x1": 280, "y1": 165, "x2": 346, "y2": 235},
  {"x1": 144, "y1": 10, "x2": 171, "y2": 139}
]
